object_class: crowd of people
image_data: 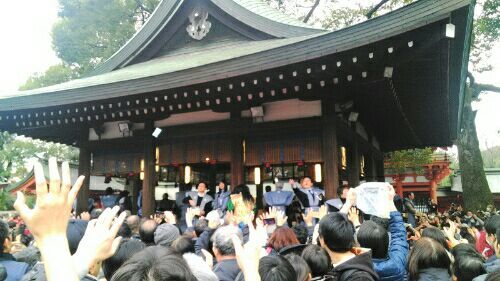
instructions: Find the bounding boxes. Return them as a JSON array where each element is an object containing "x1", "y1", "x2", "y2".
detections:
[{"x1": 0, "y1": 158, "x2": 500, "y2": 281}]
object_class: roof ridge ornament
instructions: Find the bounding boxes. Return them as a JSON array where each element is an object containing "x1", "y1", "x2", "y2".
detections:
[{"x1": 187, "y1": 8, "x2": 211, "y2": 40}]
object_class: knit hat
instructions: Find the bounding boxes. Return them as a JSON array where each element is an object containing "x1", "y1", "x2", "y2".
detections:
[{"x1": 154, "y1": 224, "x2": 180, "y2": 247}]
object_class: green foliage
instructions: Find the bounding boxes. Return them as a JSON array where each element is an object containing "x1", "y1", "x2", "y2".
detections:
[
  {"x1": 384, "y1": 148, "x2": 433, "y2": 175},
  {"x1": 482, "y1": 145, "x2": 500, "y2": 168},
  {"x1": 0, "y1": 131, "x2": 78, "y2": 182},
  {"x1": 0, "y1": 189, "x2": 14, "y2": 211},
  {"x1": 21, "y1": 0, "x2": 160, "y2": 90},
  {"x1": 470, "y1": 0, "x2": 500, "y2": 72},
  {"x1": 19, "y1": 64, "x2": 79, "y2": 91}
]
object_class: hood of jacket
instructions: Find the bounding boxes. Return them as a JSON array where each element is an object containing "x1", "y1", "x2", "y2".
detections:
[
  {"x1": 417, "y1": 268, "x2": 452, "y2": 281},
  {"x1": 330, "y1": 248, "x2": 379, "y2": 280}
]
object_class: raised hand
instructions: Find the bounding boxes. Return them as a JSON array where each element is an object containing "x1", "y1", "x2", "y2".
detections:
[
  {"x1": 348, "y1": 207, "x2": 360, "y2": 228},
  {"x1": 14, "y1": 158, "x2": 84, "y2": 281},
  {"x1": 232, "y1": 221, "x2": 265, "y2": 281},
  {"x1": 14, "y1": 159, "x2": 84, "y2": 241},
  {"x1": 164, "y1": 211, "x2": 176, "y2": 224},
  {"x1": 79, "y1": 211, "x2": 91, "y2": 221},
  {"x1": 302, "y1": 211, "x2": 314, "y2": 227},
  {"x1": 185, "y1": 208, "x2": 195, "y2": 227},
  {"x1": 73, "y1": 206, "x2": 126, "y2": 273}
]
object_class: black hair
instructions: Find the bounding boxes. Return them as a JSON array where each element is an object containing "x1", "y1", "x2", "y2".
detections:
[
  {"x1": 194, "y1": 219, "x2": 208, "y2": 237},
  {"x1": 451, "y1": 244, "x2": 486, "y2": 281},
  {"x1": 103, "y1": 238, "x2": 146, "y2": 281},
  {"x1": 105, "y1": 187, "x2": 113, "y2": 195},
  {"x1": 421, "y1": 227, "x2": 450, "y2": 251},
  {"x1": 197, "y1": 181, "x2": 207, "y2": 189},
  {"x1": 291, "y1": 224, "x2": 309, "y2": 244},
  {"x1": 408, "y1": 238, "x2": 451, "y2": 281},
  {"x1": 284, "y1": 254, "x2": 310, "y2": 281},
  {"x1": 232, "y1": 184, "x2": 255, "y2": 203},
  {"x1": 301, "y1": 244, "x2": 331, "y2": 277},
  {"x1": 0, "y1": 221, "x2": 9, "y2": 253},
  {"x1": 265, "y1": 185, "x2": 272, "y2": 192},
  {"x1": 171, "y1": 235, "x2": 195, "y2": 255},
  {"x1": 139, "y1": 219, "x2": 157, "y2": 245},
  {"x1": 484, "y1": 215, "x2": 500, "y2": 235},
  {"x1": 485, "y1": 271, "x2": 500, "y2": 281},
  {"x1": 258, "y1": 255, "x2": 297, "y2": 281},
  {"x1": 318, "y1": 212, "x2": 355, "y2": 252},
  {"x1": 111, "y1": 246, "x2": 197, "y2": 281},
  {"x1": 357, "y1": 221, "x2": 389, "y2": 259},
  {"x1": 118, "y1": 223, "x2": 132, "y2": 239}
]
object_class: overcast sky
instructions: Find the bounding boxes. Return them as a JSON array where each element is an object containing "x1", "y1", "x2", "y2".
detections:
[{"x1": 0, "y1": 0, "x2": 498, "y2": 150}]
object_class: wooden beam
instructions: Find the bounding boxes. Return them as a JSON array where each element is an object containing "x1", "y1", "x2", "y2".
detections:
[
  {"x1": 375, "y1": 154, "x2": 385, "y2": 182},
  {"x1": 76, "y1": 128, "x2": 90, "y2": 214},
  {"x1": 142, "y1": 120, "x2": 156, "y2": 217},
  {"x1": 321, "y1": 99, "x2": 339, "y2": 199}
]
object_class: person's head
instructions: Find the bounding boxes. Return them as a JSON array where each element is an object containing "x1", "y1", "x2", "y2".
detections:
[
  {"x1": 139, "y1": 219, "x2": 157, "y2": 245},
  {"x1": 154, "y1": 223, "x2": 180, "y2": 247},
  {"x1": 66, "y1": 219, "x2": 89, "y2": 255},
  {"x1": 356, "y1": 220, "x2": 389, "y2": 259},
  {"x1": 90, "y1": 208, "x2": 103, "y2": 219},
  {"x1": 182, "y1": 253, "x2": 218, "y2": 281},
  {"x1": 408, "y1": 238, "x2": 451, "y2": 281},
  {"x1": 231, "y1": 184, "x2": 254, "y2": 202},
  {"x1": 162, "y1": 193, "x2": 169, "y2": 200},
  {"x1": 265, "y1": 185, "x2": 273, "y2": 192},
  {"x1": 259, "y1": 255, "x2": 297, "y2": 281},
  {"x1": 105, "y1": 187, "x2": 113, "y2": 195},
  {"x1": 484, "y1": 215, "x2": 500, "y2": 248},
  {"x1": 267, "y1": 227, "x2": 300, "y2": 252},
  {"x1": 421, "y1": 227, "x2": 450, "y2": 251},
  {"x1": 194, "y1": 219, "x2": 208, "y2": 237},
  {"x1": 407, "y1": 192, "x2": 415, "y2": 200},
  {"x1": 301, "y1": 245, "x2": 331, "y2": 278},
  {"x1": 211, "y1": 225, "x2": 242, "y2": 261},
  {"x1": 466, "y1": 211, "x2": 473, "y2": 217},
  {"x1": 171, "y1": 235, "x2": 195, "y2": 255},
  {"x1": 103, "y1": 238, "x2": 146, "y2": 281},
  {"x1": 319, "y1": 212, "x2": 355, "y2": 254},
  {"x1": 118, "y1": 223, "x2": 132, "y2": 238},
  {"x1": 301, "y1": 177, "x2": 313, "y2": 189},
  {"x1": 0, "y1": 221, "x2": 10, "y2": 254},
  {"x1": 110, "y1": 246, "x2": 197, "y2": 281},
  {"x1": 218, "y1": 181, "x2": 226, "y2": 191},
  {"x1": 126, "y1": 215, "x2": 140, "y2": 235},
  {"x1": 292, "y1": 224, "x2": 309, "y2": 244},
  {"x1": 197, "y1": 182, "x2": 207, "y2": 194},
  {"x1": 451, "y1": 243, "x2": 485, "y2": 281},
  {"x1": 284, "y1": 254, "x2": 311, "y2": 281}
]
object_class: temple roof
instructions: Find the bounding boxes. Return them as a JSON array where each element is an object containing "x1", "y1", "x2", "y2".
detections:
[{"x1": 0, "y1": 0, "x2": 474, "y2": 151}]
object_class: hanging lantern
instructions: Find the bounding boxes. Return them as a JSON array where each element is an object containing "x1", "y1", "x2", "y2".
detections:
[
  {"x1": 254, "y1": 167, "x2": 261, "y2": 185},
  {"x1": 314, "y1": 163, "x2": 322, "y2": 183},
  {"x1": 184, "y1": 165, "x2": 191, "y2": 184}
]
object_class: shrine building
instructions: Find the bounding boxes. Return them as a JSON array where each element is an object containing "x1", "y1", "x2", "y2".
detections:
[{"x1": 0, "y1": 0, "x2": 474, "y2": 216}]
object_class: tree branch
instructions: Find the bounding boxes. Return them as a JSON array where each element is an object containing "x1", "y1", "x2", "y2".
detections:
[
  {"x1": 468, "y1": 71, "x2": 500, "y2": 94},
  {"x1": 476, "y1": 83, "x2": 500, "y2": 93},
  {"x1": 303, "y1": 0, "x2": 321, "y2": 23},
  {"x1": 366, "y1": 0, "x2": 390, "y2": 19}
]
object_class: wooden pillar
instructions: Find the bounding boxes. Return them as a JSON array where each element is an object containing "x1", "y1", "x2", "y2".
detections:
[
  {"x1": 76, "y1": 128, "x2": 91, "y2": 215},
  {"x1": 230, "y1": 112, "x2": 244, "y2": 189},
  {"x1": 430, "y1": 179, "x2": 438, "y2": 203},
  {"x1": 142, "y1": 120, "x2": 156, "y2": 218},
  {"x1": 347, "y1": 133, "x2": 360, "y2": 187},
  {"x1": 321, "y1": 99, "x2": 340, "y2": 199},
  {"x1": 375, "y1": 155, "x2": 385, "y2": 182},
  {"x1": 365, "y1": 153, "x2": 377, "y2": 182}
]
